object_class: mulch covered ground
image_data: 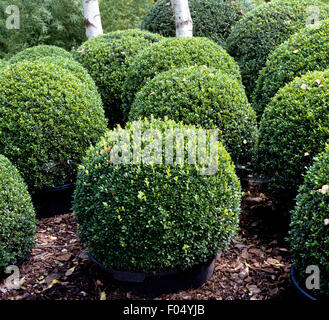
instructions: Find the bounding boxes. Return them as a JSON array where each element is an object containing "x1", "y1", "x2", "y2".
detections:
[{"x1": 0, "y1": 181, "x2": 296, "y2": 300}]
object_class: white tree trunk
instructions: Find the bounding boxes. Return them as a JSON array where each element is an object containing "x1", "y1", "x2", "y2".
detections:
[
  {"x1": 81, "y1": 0, "x2": 103, "y2": 39},
  {"x1": 171, "y1": 0, "x2": 193, "y2": 38}
]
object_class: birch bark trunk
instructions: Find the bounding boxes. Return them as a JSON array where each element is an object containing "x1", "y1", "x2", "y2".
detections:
[
  {"x1": 171, "y1": 0, "x2": 193, "y2": 38},
  {"x1": 81, "y1": 0, "x2": 103, "y2": 39}
]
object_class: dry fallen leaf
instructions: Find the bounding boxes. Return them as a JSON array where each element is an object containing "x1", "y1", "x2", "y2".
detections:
[
  {"x1": 44, "y1": 279, "x2": 60, "y2": 291},
  {"x1": 65, "y1": 266, "x2": 76, "y2": 277},
  {"x1": 317, "y1": 185, "x2": 329, "y2": 195},
  {"x1": 248, "y1": 285, "x2": 261, "y2": 294},
  {"x1": 56, "y1": 253, "x2": 72, "y2": 262},
  {"x1": 241, "y1": 248, "x2": 249, "y2": 260}
]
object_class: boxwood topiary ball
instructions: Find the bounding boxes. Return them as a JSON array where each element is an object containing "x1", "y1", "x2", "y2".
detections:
[
  {"x1": 0, "y1": 59, "x2": 6, "y2": 69},
  {"x1": 141, "y1": 0, "x2": 254, "y2": 47},
  {"x1": 73, "y1": 117, "x2": 241, "y2": 273},
  {"x1": 0, "y1": 61, "x2": 107, "y2": 194},
  {"x1": 289, "y1": 145, "x2": 329, "y2": 299},
  {"x1": 122, "y1": 37, "x2": 242, "y2": 116},
  {"x1": 0, "y1": 155, "x2": 37, "y2": 270},
  {"x1": 255, "y1": 69, "x2": 329, "y2": 204},
  {"x1": 8, "y1": 45, "x2": 73, "y2": 64},
  {"x1": 129, "y1": 66, "x2": 257, "y2": 165},
  {"x1": 38, "y1": 56, "x2": 103, "y2": 108},
  {"x1": 226, "y1": 0, "x2": 329, "y2": 97},
  {"x1": 73, "y1": 29, "x2": 162, "y2": 128},
  {"x1": 252, "y1": 19, "x2": 329, "y2": 119}
]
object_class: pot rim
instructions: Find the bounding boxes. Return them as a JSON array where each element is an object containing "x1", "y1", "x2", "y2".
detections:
[
  {"x1": 89, "y1": 252, "x2": 221, "y2": 283},
  {"x1": 290, "y1": 264, "x2": 318, "y2": 301},
  {"x1": 34, "y1": 182, "x2": 75, "y2": 196}
]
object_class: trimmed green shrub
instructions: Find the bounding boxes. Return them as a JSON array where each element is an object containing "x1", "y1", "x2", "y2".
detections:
[
  {"x1": 100, "y1": 0, "x2": 154, "y2": 33},
  {"x1": 100, "y1": 29, "x2": 161, "y2": 40},
  {"x1": 226, "y1": 0, "x2": 329, "y2": 96},
  {"x1": 129, "y1": 66, "x2": 257, "y2": 165},
  {"x1": 252, "y1": 19, "x2": 329, "y2": 119},
  {"x1": 74, "y1": 117, "x2": 241, "y2": 273},
  {"x1": 141, "y1": 0, "x2": 254, "y2": 47},
  {"x1": 0, "y1": 59, "x2": 6, "y2": 69},
  {"x1": 255, "y1": 69, "x2": 329, "y2": 202},
  {"x1": 122, "y1": 37, "x2": 242, "y2": 115},
  {"x1": 0, "y1": 155, "x2": 37, "y2": 270},
  {"x1": 289, "y1": 145, "x2": 329, "y2": 298},
  {"x1": 8, "y1": 45, "x2": 73, "y2": 65},
  {"x1": 74, "y1": 30, "x2": 162, "y2": 128},
  {"x1": 0, "y1": 61, "x2": 107, "y2": 193},
  {"x1": 38, "y1": 56, "x2": 102, "y2": 108},
  {"x1": 0, "y1": 0, "x2": 85, "y2": 59}
]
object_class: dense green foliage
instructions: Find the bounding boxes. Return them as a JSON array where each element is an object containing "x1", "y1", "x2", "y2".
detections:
[
  {"x1": 74, "y1": 30, "x2": 162, "y2": 127},
  {"x1": 226, "y1": 0, "x2": 329, "y2": 96},
  {"x1": 0, "y1": 155, "x2": 37, "y2": 270},
  {"x1": 8, "y1": 45, "x2": 73, "y2": 64},
  {"x1": 141, "y1": 0, "x2": 254, "y2": 47},
  {"x1": 252, "y1": 19, "x2": 329, "y2": 119},
  {"x1": 100, "y1": 0, "x2": 154, "y2": 33},
  {"x1": 0, "y1": 59, "x2": 6, "y2": 69},
  {"x1": 256, "y1": 69, "x2": 329, "y2": 201},
  {"x1": 0, "y1": 0, "x2": 85, "y2": 59},
  {"x1": 0, "y1": 61, "x2": 107, "y2": 193},
  {"x1": 38, "y1": 56, "x2": 102, "y2": 106},
  {"x1": 123, "y1": 37, "x2": 242, "y2": 115},
  {"x1": 289, "y1": 145, "x2": 329, "y2": 298},
  {"x1": 129, "y1": 66, "x2": 257, "y2": 165},
  {"x1": 74, "y1": 118, "x2": 241, "y2": 273}
]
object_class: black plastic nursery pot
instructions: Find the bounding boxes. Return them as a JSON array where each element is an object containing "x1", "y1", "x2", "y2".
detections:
[
  {"x1": 89, "y1": 253, "x2": 221, "y2": 298},
  {"x1": 290, "y1": 265, "x2": 318, "y2": 301},
  {"x1": 32, "y1": 183, "x2": 75, "y2": 219},
  {"x1": 235, "y1": 165, "x2": 252, "y2": 189},
  {"x1": 236, "y1": 164, "x2": 273, "y2": 190}
]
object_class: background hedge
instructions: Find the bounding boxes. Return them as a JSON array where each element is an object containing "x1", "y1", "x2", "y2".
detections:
[
  {"x1": 129, "y1": 66, "x2": 257, "y2": 165},
  {"x1": 141, "y1": 0, "x2": 254, "y2": 47},
  {"x1": 100, "y1": 0, "x2": 154, "y2": 33},
  {"x1": 0, "y1": 0, "x2": 85, "y2": 59},
  {"x1": 74, "y1": 117, "x2": 241, "y2": 273},
  {"x1": 122, "y1": 37, "x2": 242, "y2": 116},
  {"x1": 74, "y1": 29, "x2": 162, "y2": 128},
  {"x1": 226, "y1": 0, "x2": 329, "y2": 97},
  {"x1": 0, "y1": 61, "x2": 107, "y2": 193},
  {"x1": 255, "y1": 69, "x2": 329, "y2": 204},
  {"x1": 289, "y1": 145, "x2": 329, "y2": 298},
  {"x1": 252, "y1": 18, "x2": 329, "y2": 119},
  {"x1": 0, "y1": 155, "x2": 36, "y2": 270}
]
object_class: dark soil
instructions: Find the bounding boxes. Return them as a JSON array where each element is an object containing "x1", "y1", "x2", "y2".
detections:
[{"x1": 0, "y1": 180, "x2": 297, "y2": 300}]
